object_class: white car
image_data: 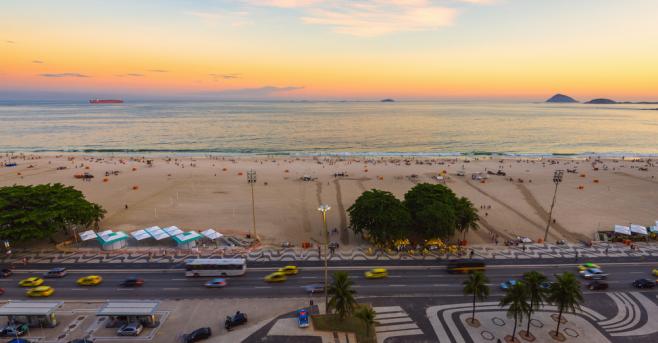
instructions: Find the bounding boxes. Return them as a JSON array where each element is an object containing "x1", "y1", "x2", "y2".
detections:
[
  {"x1": 581, "y1": 268, "x2": 608, "y2": 280},
  {"x1": 117, "y1": 322, "x2": 143, "y2": 336}
]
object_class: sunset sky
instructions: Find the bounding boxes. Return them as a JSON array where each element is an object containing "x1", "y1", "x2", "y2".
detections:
[{"x1": 2, "y1": 0, "x2": 658, "y2": 100}]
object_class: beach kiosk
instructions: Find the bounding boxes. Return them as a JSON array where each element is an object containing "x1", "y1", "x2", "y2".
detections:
[
  {"x1": 0, "y1": 301, "x2": 62, "y2": 328},
  {"x1": 97, "y1": 301, "x2": 160, "y2": 328},
  {"x1": 173, "y1": 231, "x2": 202, "y2": 249},
  {"x1": 145, "y1": 226, "x2": 169, "y2": 241},
  {"x1": 97, "y1": 230, "x2": 129, "y2": 250}
]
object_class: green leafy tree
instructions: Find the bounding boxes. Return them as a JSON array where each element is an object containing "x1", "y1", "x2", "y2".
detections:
[
  {"x1": 455, "y1": 197, "x2": 479, "y2": 240},
  {"x1": 403, "y1": 183, "x2": 458, "y2": 239},
  {"x1": 547, "y1": 272, "x2": 583, "y2": 338},
  {"x1": 499, "y1": 282, "x2": 530, "y2": 341},
  {"x1": 522, "y1": 271, "x2": 548, "y2": 337},
  {"x1": 347, "y1": 189, "x2": 411, "y2": 245},
  {"x1": 0, "y1": 183, "x2": 105, "y2": 242},
  {"x1": 354, "y1": 305, "x2": 377, "y2": 337},
  {"x1": 462, "y1": 271, "x2": 490, "y2": 323},
  {"x1": 328, "y1": 271, "x2": 357, "y2": 319}
]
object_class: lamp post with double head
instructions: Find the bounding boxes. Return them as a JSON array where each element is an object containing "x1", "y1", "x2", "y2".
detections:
[
  {"x1": 247, "y1": 169, "x2": 257, "y2": 240},
  {"x1": 317, "y1": 204, "x2": 331, "y2": 313}
]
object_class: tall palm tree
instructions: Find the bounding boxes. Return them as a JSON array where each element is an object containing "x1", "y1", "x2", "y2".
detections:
[
  {"x1": 547, "y1": 272, "x2": 583, "y2": 337},
  {"x1": 354, "y1": 305, "x2": 377, "y2": 337},
  {"x1": 522, "y1": 271, "x2": 548, "y2": 337},
  {"x1": 328, "y1": 271, "x2": 357, "y2": 319},
  {"x1": 456, "y1": 197, "x2": 480, "y2": 241},
  {"x1": 462, "y1": 271, "x2": 490, "y2": 323},
  {"x1": 499, "y1": 282, "x2": 530, "y2": 341}
]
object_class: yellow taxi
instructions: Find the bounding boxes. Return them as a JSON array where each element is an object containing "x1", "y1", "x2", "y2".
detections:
[
  {"x1": 577, "y1": 263, "x2": 600, "y2": 272},
  {"x1": 652, "y1": 268, "x2": 658, "y2": 277},
  {"x1": 264, "y1": 272, "x2": 287, "y2": 283},
  {"x1": 365, "y1": 268, "x2": 388, "y2": 279},
  {"x1": 19, "y1": 277, "x2": 44, "y2": 287},
  {"x1": 277, "y1": 265, "x2": 299, "y2": 275},
  {"x1": 26, "y1": 286, "x2": 55, "y2": 297},
  {"x1": 77, "y1": 275, "x2": 103, "y2": 286}
]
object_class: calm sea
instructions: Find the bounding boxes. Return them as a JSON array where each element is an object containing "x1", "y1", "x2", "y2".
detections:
[{"x1": 1, "y1": 101, "x2": 657, "y2": 157}]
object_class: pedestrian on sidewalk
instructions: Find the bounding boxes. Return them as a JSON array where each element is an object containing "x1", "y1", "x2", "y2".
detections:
[{"x1": 575, "y1": 250, "x2": 579, "y2": 261}]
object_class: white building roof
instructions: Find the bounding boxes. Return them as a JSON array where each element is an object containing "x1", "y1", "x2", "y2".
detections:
[
  {"x1": 131, "y1": 229, "x2": 151, "y2": 241},
  {"x1": 201, "y1": 228, "x2": 223, "y2": 240},
  {"x1": 145, "y1": 226, "x2": 169, "y2": 240},
  {"x1": 79, "y1": 230, "x2": 98, "y2": 241},
  {"x1": 0, "y1": 301, "x2": 62, "y2": 316},
  {"x1": 163, "y1": 226, "x2": 183, "y2": 236},
  {"x1": 97, "y1": 301, "x2": 160, "y2": 316}
]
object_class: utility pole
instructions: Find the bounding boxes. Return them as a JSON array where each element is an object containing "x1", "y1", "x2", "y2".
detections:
[
  {"x1": 247, "y1": 169, "x2": 257, "y2": 240},
  {"x1": 318, "y1": 204, "x2": 331, "y2": 313},
  {"x1": 544, "y1": 170, "x2": 564, "y2": 244}
]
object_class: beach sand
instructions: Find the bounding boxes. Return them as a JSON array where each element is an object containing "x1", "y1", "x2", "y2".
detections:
[{"x1": 1, "y1": 153, "x2": 657, "y2": 247}]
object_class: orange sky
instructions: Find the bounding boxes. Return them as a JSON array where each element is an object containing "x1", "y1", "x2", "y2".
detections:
[{"x1": 2, "y1": 0, "x2": 658, "y2": 100}]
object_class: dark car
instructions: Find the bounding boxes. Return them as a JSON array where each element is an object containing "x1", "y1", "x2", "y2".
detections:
[
  {"x1": 224, "y1": 311, "x2": 247, "y2": 331},
  {"x1": 183, "y1": 327, "x2": 211, "y2": 343},
  {"x1": 1, "y1": 323, "x2": 29, "y2": 337},
  {"x1": 0, "y1": 269, "x2": 12, "y2": 278},
  {"x1": 632, "y1": 278, "x2": 656, "y2": 289},
  {"x1": 119, "y1": 277, "x2": 144, "y2": 287},
  {"x1": 67, "y1": 339, "x2": 94, "y2": 343},
  {"x1": 587, "y1": 281, "x2": 608, "y2": 291},
  {"x1": 44, "y1": 267, "x2": 68, "y2": 278}
]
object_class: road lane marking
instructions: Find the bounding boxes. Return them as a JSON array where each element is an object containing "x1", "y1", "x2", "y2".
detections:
[
  {"x1": 116, "y1": 288, "x2": 135, "y2": 291},
  {"x1": 388, "y1": 284, "x2": 406, "y2": 287},
  {"x1": 255, "y1": 286, "x2": 272, "y2": 289},
  {"x1": 300, "y1": 276, "x2": 319, "y2": 279},
  {"x1": 70, "y1": 288, "x2": 88, "y2": 291},
  {"x1": 163, "y1": 288, "x2": 180, "y2": 291},
  {"x1": 171, "y1": 278, "x2": 188, "y2": 281}
]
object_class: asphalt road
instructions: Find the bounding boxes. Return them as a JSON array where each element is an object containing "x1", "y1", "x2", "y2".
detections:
[{"x1": 0, "y1": 261, "x2": 656, "y2": 300}]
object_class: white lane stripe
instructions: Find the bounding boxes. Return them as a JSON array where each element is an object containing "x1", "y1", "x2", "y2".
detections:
[
  {"x1": 163, "y1": 288, "x2": 180, "y2": 290},
  {"x1": 375, "y1": 312, "x2": 408, "y2": 320},
  {"x1": 171, "y1": 278, "x2": 187, "y2": 281},
  {"x1": 115, "y1": 288, "x2": 135, "y2": 291},
  {"x1": 388, "y1": 284, "x2": 405, "y2": 287},
  {"x1": 372, "y1": 306, "x2": 403, "y2": 313},
  {"x1": 254, "y1": 286, "x2": 271, "y2": 289},
  {"x1": 375, "y1": 323, "x2": 419, "y2": 332},
  {"x1": 70, "y1": 288, "x2": 88, "y2": 291},
  {"x1": 377, "y1": 317, "x2": 413, "y2": 325}
]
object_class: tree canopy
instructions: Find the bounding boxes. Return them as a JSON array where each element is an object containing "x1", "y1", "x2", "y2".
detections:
[
  {"x1": 347, "y1": 189, "x2": 411, "y2": 245},
  {"x1": 348, "y1": 183, "x2": 478, "y2": 245},
  {"x1": 0, "y1": 183, "x2": 106, "y2": 242}
]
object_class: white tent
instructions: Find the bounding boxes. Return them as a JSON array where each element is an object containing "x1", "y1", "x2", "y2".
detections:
[
  {"x1": 130, "y1": 229, "x2": 151, "y2": 241},
  {"x1": 201, "y1": 228, "x2": 223, "y2": 240},
  {"x1": 614, "y1": 225, "x2": 631, "y2": 235},
  {"x1": 79, "y1": 230, "x2": 98, "y2": 241},
  {"x1": 145, "y1": 226, "x2": 169, "y2": 241},
  {"x1": 630, "y1": 224, "x2": 648, "y2": 235},
  {"x1": 163, "y1": 226, "x2": 183, "y2": 236}
]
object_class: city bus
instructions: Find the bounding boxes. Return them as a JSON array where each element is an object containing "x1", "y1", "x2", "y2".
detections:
[
  {"x1": 446, "y1": 260, "x2": 485, "y2": 274},
  {"x1": 185, "y1": 258, "x2": 247, "y2": 277}
]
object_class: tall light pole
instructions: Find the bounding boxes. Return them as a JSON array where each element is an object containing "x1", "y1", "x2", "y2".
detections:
[
  {"x1": 247, "y1": 169, "x2": 257, "y2": 240},
  {"x1": 544, "y1": 170, "x2": 564, "y2": 243},
  {"x1": 318, "y1": 204, "x2": 331, "y2": 313}
]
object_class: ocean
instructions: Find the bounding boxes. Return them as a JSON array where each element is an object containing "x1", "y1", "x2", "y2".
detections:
[{"x1": 1, "y1": 100, "x2": 657, "y2": 157}]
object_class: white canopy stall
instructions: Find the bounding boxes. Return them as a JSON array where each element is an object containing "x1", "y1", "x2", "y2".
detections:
[
  {"x1": 614, "y1": 225, "x2": 631, "y2": 236},
  {"x1": 630, "y1": 224, "x2": 648, "y2": 236},
  {"x1": 145, "y1": 226, "x2": 169, "y2": 241}
]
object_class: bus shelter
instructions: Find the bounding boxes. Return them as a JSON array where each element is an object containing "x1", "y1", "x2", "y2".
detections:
[
  {"x1": 97, "y1": 301, "x2": 161, "y2": 328},
  {"x1": 0, "y1": 301, "x2": 62, "y2": 328}
]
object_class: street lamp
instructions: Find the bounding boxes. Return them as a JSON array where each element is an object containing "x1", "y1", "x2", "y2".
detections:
[
  {"x1": 543, "y1": 170, "x2": 564, "y2": 243},
  {"x1": 317, "y1": 204, "x2": 331, "y2": 313},
  {"x1": 247, "y1": 169, "x2": 257, "y2": 240}
]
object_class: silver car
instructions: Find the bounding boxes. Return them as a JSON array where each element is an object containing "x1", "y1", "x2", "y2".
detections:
[{"x1": 117, "y1": 322, "x2": 143, "y2": 336}]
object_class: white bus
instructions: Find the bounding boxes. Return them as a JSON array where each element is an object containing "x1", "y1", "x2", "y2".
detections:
[{"x1": 185, "y1": 258, "x2": 247, "y2": 277}]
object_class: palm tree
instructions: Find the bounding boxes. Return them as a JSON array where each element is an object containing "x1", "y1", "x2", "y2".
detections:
[
  {"x1": 462, "y1": 271, "x2": 490, "y2": 324},
  {"x1": 456, "y1": 197, "x2": 480, "y2": 241},
  {"x1": 522, "y1": 271, "x2": 548, "y2": 337},
  {"x1": 354, "y1": 305, "x2": 377, "y2": 337},
  {"x1": 328, "y1": 271, "x2": 357, "y2": 319},
  {"x1": 499, "y1": 282, "x2": 530, "y2": 342},
  {"x1": 547, "y1": 272, "x2": 583, "y2": 338}
]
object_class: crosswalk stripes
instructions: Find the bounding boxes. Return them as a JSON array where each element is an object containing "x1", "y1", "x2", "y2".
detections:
[{"x1": 373, "y1": 306, "x2": 423, "y2": 343}]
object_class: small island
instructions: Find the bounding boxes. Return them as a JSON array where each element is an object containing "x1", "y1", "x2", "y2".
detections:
[
  {"x1": 545, "y1": 94, "x2": 578, "y2": 103},
  {"x1": 380, "y1": 98, "x2": 395, "y2": 102},
  {"x1": 585, "y1": 98, "x2": 617, "y2": 104}
]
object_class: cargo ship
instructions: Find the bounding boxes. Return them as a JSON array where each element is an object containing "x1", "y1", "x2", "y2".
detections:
[{"x1": 89, "y1": 99, "x2": 124, "y2": 104}]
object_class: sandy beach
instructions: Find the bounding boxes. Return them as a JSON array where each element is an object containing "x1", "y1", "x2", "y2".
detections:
[{"x1": 1, "y1": 153, "x2": 657, "y2": 247}]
